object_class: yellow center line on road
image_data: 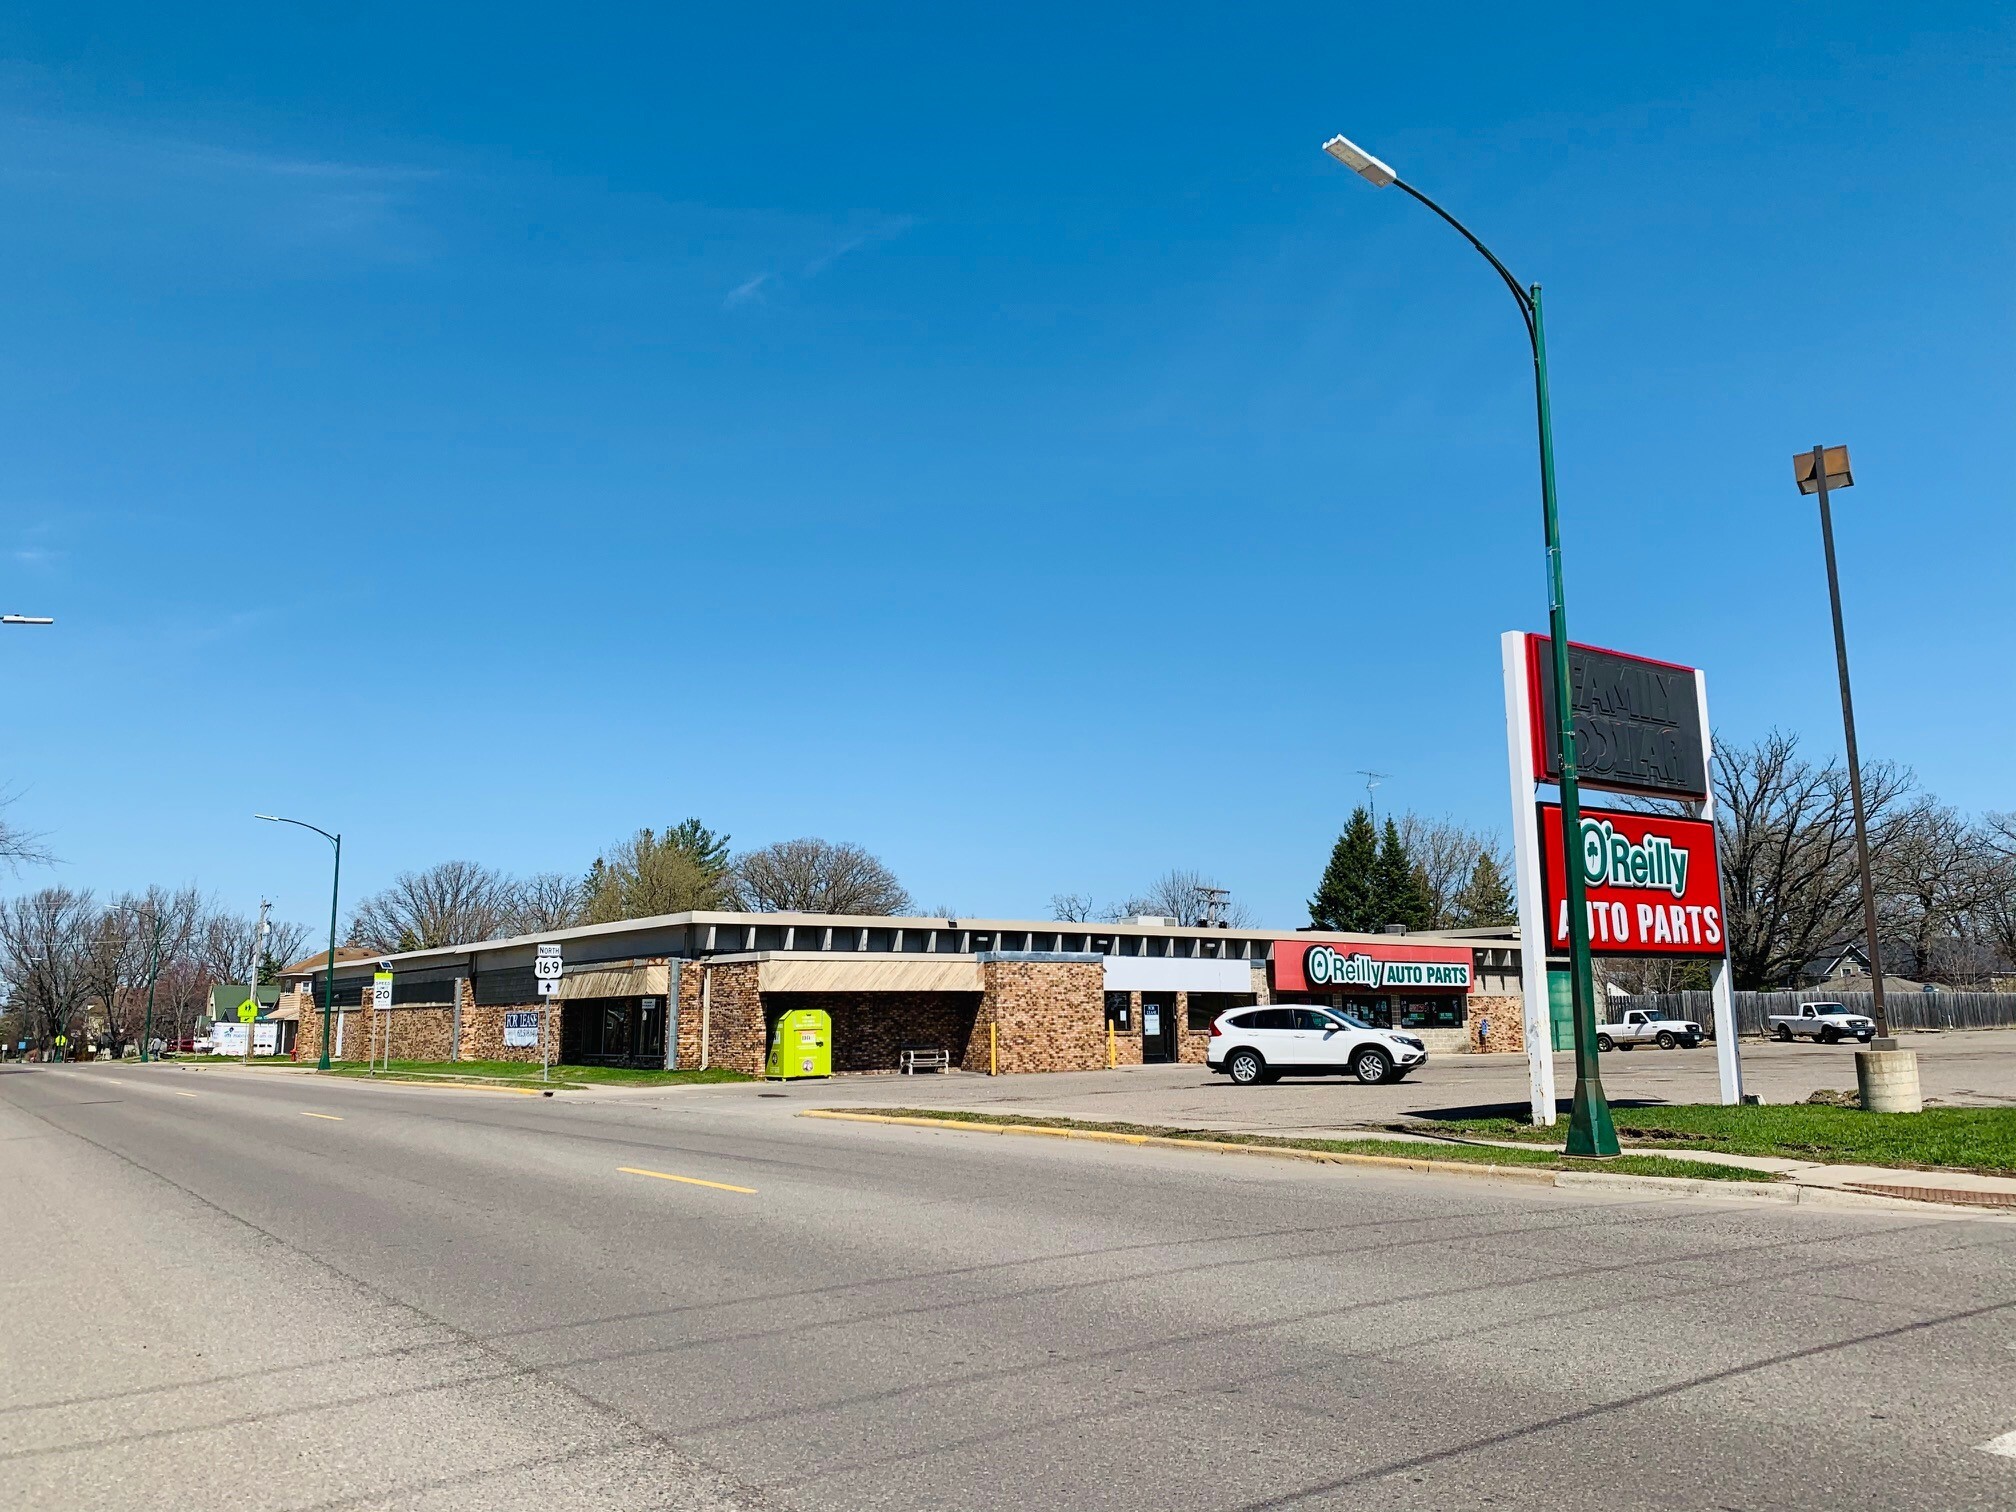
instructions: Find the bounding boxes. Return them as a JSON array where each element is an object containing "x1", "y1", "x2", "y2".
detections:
[
  {"x1": 617, "y1": 1166, "x2": 756, "y2": 1194},
  {"x1": 301, "y1": 1112, "x2": 345, "y2": 1121}
]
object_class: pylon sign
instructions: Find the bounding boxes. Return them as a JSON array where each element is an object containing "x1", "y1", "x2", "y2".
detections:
[{"x1": 1501, "y1": 632, "x2": 1741, "y2": 1125}]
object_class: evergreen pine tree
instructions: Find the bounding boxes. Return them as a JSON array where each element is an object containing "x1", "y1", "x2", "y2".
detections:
[
  {"x1": 1309, "y1": 807, "x2": 1380, "y2": 931},
  {"x1": 1451, "y1": 852, "x2": 1516, "y2": 927},
  {"x1": 1372, "y1": 817, "x2": 1433, "y2": 931}
]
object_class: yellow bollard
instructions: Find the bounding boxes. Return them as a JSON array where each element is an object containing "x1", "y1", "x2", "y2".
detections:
[
  {"x1": 990, "y1": 1021, "x2": 998, "y2": 1077},
  {"x1": 1108, "y1": 1023, "x2": 1116, "y2": 1069}
]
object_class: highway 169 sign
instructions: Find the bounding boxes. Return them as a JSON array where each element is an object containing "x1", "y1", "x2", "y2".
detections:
[{"x1": 1539, "y1": 803, "x2": 1725, "y2": 956}]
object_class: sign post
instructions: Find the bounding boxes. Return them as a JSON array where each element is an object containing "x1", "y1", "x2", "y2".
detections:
[
  {"x1": 534, "y1": 944, "x2": 563, "y2": 1084},
  {"x1": 1504, "y1": 632, "x2": 1742, "y2": 1123},
  {"x1": 370, "y1": 967, "x2": 394, "y2": 1074}
]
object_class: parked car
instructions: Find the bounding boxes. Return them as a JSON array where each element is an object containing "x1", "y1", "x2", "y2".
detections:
[
  {"x1": 1767, "y1": 1001, "x2": 1877, "y2": 1044},
  {"x1": 1207, "y1": 1006, "x2": 1427, "y2": 1086},
  {"x1": 1596, "y1": 1008, "x2": 1704, "y2": 1052}
]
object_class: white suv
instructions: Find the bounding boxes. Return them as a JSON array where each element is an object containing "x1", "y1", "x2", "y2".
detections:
[{"x1": 1207, "y1": 1006, "x2": 1427, "y2": 1086}]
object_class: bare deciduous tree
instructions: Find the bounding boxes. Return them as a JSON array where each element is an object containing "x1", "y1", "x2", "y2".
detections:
[
  {"x1": 507, "y1": 873, "x2": 586, "y2": 935},
  {"x1": 1049, "y1": 892, "x2": 1098, "y2": 923},
  {"x1": 1116, "y1": 869, "x2": 1253, "y2": 927},
  {"x1": 1714, "y1": 732, "x2": 1918, "y2": 990},
  {"x1": 731, "y1": 839, "x2": 912, "y2": 915},
  {"x1": 1396, "y1": 814, "x2": 1509, "y2": 929},
  {"x1": 0, "y1": 887, "x2": 98, "y2": 1052},
  {"x1": 347, "y1": 861, "x2": 522, "y2": 952}
]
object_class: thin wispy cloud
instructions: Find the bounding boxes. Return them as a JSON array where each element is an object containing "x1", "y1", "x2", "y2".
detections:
[{"x1": 723, "y1": 213, "x2": 917, "y2": 312}]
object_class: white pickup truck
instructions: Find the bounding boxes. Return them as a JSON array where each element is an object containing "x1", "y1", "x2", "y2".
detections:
[
  {"x1": 1767, "y1": 1001, "x2": 1877, "y2": 1044},
  {"x1": 1595, "y1": 1008, "x2": 1705, "y2": 1052}
]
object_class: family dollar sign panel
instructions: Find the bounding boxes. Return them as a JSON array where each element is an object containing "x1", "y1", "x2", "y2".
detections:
[
  {"x1": 1538, "y1": 804, "x2": 1725, "y2": 956},
  {"x1": 1525, "y1": 635, "x2": 1707, "y2": 800}
]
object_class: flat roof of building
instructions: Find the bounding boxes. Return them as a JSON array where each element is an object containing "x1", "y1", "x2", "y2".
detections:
[{"x1": 300, "y1": 909, "x2": 1519, "y2": 983}]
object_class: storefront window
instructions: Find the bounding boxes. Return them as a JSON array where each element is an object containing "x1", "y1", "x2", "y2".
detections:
[
  {"x1": 1186, "y1": 992, "x2": 1257, "y2": 1031},
  {"x1": 1397, "y1": 997, "x2": 1466, "y2": 1029},
  {"x1": 1103, "y1": 992, "x2": 1132, "y2": 1031},
  {"x1": 1336, "y1": 996, "x2": 1392, "y2": 1029}
]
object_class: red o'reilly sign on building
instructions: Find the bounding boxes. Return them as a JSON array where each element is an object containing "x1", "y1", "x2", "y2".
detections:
[{"x1": 1538, "y1": 804, "x2": 1724, "y2": 957}]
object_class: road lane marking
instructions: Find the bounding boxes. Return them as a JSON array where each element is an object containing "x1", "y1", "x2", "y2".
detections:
[
  {"x1": 175, "y1": 1092, "x2": 199, "y2": 1099},
  {"x1": 1981, "y1": 1429, "x2": 2016, "y2": 1459},
  {"x1": 300, "y1": 1112, "x2": 344, "y2": 1121},
  {"x1": 617, "y1": 1166, "x2": 755, "y2": 1194}
]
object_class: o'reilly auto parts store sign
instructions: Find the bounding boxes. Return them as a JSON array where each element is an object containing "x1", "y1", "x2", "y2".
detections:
[
  {"x1": 1275, "y1": 939, "x2": 1473, "y2": 994},
  {"x1": 1538, "y1": 803, "x2": 1724, "y2": 955}
]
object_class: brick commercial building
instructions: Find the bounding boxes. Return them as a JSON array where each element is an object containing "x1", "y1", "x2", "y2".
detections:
[{"x1": 283, "y1": 911, "x2": 1525, "y2": 1073}]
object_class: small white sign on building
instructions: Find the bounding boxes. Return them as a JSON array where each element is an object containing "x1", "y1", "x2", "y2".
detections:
[{"x1": 503, "y1": 1010, "x2": 541, "y2": 1048}]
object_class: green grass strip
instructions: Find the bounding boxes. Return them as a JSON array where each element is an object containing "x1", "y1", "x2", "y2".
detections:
[
  {"x1": 856, "y1": 1107, "x2": 1775, "y2": 1182},
  {"x1": 1424, "y1": 1103, "x2": 2016, "y2": 1176}
]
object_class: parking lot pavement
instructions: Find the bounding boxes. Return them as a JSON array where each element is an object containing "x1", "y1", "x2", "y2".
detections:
[{"x1": 731, "y1": 1029, "x2": 2016, "y2": 1137}]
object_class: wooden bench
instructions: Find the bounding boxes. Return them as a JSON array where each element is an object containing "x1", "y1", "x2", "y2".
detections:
[{"x1": 898, "y1": 1046, "x2": 952, "y2": 1075}]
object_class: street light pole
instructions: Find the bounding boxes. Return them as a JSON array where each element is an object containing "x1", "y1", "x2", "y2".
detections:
[
  {"x1": 256, "y1": 814, "x2": 342, "y2": 1070},
  {"x1": 1322, "y1": 132, "x2": 1617, "y2": 1154},
  {"x1": 1796, "y1": 444, "x2": 1889, "y2": 1043}
]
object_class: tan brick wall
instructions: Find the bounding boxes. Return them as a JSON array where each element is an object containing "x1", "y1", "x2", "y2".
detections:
[
  {"x1": 977, "y1": 960, "x2": 1106, "y2": 1074},
  {"x1": 1468, "y1": 994, "x2": 1524, "y2": 1054},
  {"x1": 673, "y1": 961, "x2": 765, "y2": 1074}
]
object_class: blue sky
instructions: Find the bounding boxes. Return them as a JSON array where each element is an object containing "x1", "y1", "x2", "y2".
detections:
[{"x1": 0, "y1": 3, "x2": 2010, "y2": 933}]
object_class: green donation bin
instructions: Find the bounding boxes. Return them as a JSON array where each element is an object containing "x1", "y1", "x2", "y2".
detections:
[{"x1": 766, "y1": 1007, "x2": 832, "y2": 1080}]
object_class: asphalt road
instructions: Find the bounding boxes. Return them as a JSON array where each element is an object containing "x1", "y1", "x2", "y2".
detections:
[{"x1": 5, "y1": 1062, "x2": 2015, "y2": 1512}]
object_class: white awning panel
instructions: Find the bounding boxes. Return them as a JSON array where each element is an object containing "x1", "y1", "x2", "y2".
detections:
[{"x1": 1102, "y1": 957, "x2": 1256, "y2": 993}]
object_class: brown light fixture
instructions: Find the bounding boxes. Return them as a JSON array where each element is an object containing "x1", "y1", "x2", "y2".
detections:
[{"x1": 1794, "y1": 445, "x2": 1853, "y2": 494}]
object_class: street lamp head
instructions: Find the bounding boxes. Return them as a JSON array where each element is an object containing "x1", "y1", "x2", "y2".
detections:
[
  {"x1": 1794, "y1": 444, "x2": 1853, "y2": 494},
  {"x1": 255, "y1": 814, "x2": 280, "y2": 822},
  {"x1": 1321, "y1": 134, "x2": 1397, "y2": 188},
  {"x1": 1, "y1": 615, "x2": 54, "y2": 625}
]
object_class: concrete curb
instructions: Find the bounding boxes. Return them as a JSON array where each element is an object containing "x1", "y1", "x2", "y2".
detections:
[
  {"x1": 804, "y1": 1110, "x2": 1567, "y2": 1186},
  {"x1": 801, "y1": 1110, "x2": 2016, "y2": 1218}
]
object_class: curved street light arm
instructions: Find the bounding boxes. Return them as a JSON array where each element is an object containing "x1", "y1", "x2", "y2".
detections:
[
  {"x1": 1391, "y1": 179, "x2": 1535, "y2": 343},
  {"x1": 256, "y1": 813, "x2": 339, "y2": 847}
]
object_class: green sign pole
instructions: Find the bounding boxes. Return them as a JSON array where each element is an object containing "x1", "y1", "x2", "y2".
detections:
[{"x1": 1530, "y1": 287, "x2": 1618, "y2": 1158}]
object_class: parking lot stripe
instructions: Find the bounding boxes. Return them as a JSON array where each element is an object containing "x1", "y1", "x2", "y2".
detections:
[
  {"x1": 617, "y1": 1165, "x2": 756, "y2": 1194},
  {"x1": 301, "y1": 1112, "x2": 344, "y2": 1121},
  {"x1": 1980, "y1": 1429, "x2": 2016, "y2": 1459}
]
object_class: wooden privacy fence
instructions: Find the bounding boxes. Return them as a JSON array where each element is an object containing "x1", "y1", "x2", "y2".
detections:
[{"x1": 1614, "y1": 990, "x2": 2016, "y2": 1037}]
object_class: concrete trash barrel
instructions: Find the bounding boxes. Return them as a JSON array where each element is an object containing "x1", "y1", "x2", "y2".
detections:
[{"x1": 1855, "y1": 1049, "x2": 1922, "y2": 1114}]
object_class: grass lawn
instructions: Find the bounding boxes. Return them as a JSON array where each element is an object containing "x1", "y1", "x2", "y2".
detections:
[
  {"x1": 856, "y1": 1107, "x2": 1775, "y2": 1183},
  {"x1": 323, "y1": 1060, "x2": 753, "y2": 1089},
  {"x1": 1425, "y1": 1104, "x2": 2016, "y2": 1176}
]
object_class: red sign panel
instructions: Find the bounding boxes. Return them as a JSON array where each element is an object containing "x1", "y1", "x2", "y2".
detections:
[
  {"x1": 1539, "y1": 804, "x2": 1724, "y2": 956},
  {"x1": 1273, "y1": 938, "x2": 1474, "y2": 994}
]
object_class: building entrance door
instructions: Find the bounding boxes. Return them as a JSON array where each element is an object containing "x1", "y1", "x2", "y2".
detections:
[{"x1": 1141, "y1": 993, "x2": 1176, "y2": 1063}]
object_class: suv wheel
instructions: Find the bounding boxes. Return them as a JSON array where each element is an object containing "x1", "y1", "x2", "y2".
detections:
[
  {"x1": 1596, "y1": 1034, "x2": 1614, "y2": 1052},
  {"x1": 1227, "y1": 1048, "x2": 1267, "y2": 1086},
  {"x1": 1352, "y1": 1047, "x2": 1393, "y2": 1085},
  {"x1": 1655, "y1": 1031, "x2": 1677, "y2": 1049}
]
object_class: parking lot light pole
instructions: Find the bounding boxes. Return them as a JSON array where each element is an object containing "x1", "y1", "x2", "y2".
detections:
[
  {"x1": 1322, "y1": 131, "x2": 1617, "y2": 1155},
  {"x1": 1793, "y1": 444, "x2": 1890, "y2": 1045},
  {"x1": 256, "y1": 814, "x2": 342, "y2": 1070}
]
